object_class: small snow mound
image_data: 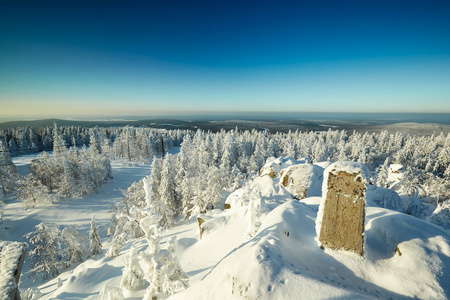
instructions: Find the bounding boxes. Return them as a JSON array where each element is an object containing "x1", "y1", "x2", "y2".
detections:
[
  {"x1": 99, "y1": 285, "x2": 124, "y2": 300},
  {"x1": 21, "y1": 287, "x2": 43, "y2": 300},
  {"x1": 48, "y1": 259, "x2": 123, "y2": 298},
  {"x1": 366, "y1": 186, "x2": 404, "y2": 212},
  {"x1": 426, "y1": 200, "x2": 450, "y2": 230}
]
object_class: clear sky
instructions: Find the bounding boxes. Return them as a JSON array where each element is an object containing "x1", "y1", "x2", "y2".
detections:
[{"x1": 1, "y1": 0, "x2": 450, "y2": 120}]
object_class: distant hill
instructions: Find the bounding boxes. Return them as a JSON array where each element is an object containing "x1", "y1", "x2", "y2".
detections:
[
  {"x1": 1, "y1": 118, "x2": 449, "y2": 136},
  {"x1": 0, "y1": 118, "x2": 189, "y2": 130}
]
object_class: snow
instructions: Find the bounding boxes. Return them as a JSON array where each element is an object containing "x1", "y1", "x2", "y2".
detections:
[
  {"x1": 259, "y1": 156, "x2": 303, "y2": 178},
  {"x1": 427, "y1": 200, "x2": 450, "y2": 230},
  {"x1": 279, "y1": 163, "x2": 324, "y2": 199},
  {"x1": 366, "y1": 186, "x2": 404, "y2": 212},
  {"x1": 173, "y1": 199, "x2": 450, "y2": 299},
  {"x1": 1, "y1": 156, "x2": 449, "y2": 299},
  {"x1": 389, "y1": 164, "x2": 404, "y2": 173}
]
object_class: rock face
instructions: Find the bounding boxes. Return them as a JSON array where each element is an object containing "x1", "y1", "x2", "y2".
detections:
[
  {"x1": 279, "y1": 164, "x2": 323, "y2": 200},
  {"x1": 318, "y1": 162, "x2": 368, "y2": 256}
]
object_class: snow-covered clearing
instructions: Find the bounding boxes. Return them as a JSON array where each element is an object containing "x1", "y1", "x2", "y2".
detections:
[{"x1": 2, "y1": 155, "x2": 449, "y2": 299}]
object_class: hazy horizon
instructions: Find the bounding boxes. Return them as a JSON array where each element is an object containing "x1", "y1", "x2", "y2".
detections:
[{"x1": 1, "y1": 112, "x2": 450, "y2": 126}]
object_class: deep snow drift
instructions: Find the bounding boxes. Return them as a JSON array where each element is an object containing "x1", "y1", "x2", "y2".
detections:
[{"x1": 2, "y1": 157, "x2": 449, "y2": 299}]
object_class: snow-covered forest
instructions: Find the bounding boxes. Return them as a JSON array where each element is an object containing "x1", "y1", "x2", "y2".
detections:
[
  {"x1": 2, "y1": 124, "x2": 449, "y2": 215},
  {"x1": 0, "y1": 124, "x2": 449, "y2": 299}
]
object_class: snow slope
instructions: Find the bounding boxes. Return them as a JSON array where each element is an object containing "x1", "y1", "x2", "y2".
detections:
[
  {"x1": 172, "y1": 199, "x2": 449, "y2": 299},
  {"x1": 2, "y1": 157, "x2": 449, "y2": 299}
]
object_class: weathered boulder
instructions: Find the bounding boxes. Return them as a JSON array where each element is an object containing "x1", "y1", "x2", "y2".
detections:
[
  {"x1": 279, "y1": 164, "x2": 324, "y2": 200},
  {"x1": 317, "y1": 161, "x2": 369, "y2": 256}
]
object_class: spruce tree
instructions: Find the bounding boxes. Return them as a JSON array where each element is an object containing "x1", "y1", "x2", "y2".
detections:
[
  {"x1": 26, "y1": 222, "x2": 62, "y2": 280},
  {"x1": 89, "y1": 216, "x2": 102, "y2": 255},
  {"x1": 120, "y1": 246, "x2": 145, "y2": 290}
]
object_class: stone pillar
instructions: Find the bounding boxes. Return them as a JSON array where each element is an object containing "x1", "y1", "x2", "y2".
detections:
[{"x1": 319, "y1": 163, "x2": 367, "y2": 256}]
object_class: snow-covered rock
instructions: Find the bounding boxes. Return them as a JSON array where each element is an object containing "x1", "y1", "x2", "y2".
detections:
[
  {"x1": 389, "y1": 164, "x2": 404, "y2": 173},
  {"x1": 259, "y1": 157, "x2": 307, "y2": 178},
  {"x1": 279, "y1": 163, "x2": 324, "y2": 199}
]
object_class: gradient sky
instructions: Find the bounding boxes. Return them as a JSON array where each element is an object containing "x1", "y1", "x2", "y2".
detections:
[{"x1": 1, "y1": 0, "x2": 450, "y2": 120}]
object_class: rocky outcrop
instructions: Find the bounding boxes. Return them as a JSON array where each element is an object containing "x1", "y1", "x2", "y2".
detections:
[
  {"x1": 279, "y1": 164, "x2": 323, "y2": 200},
  {"x1": 318, "y1": 162, "x2": 368, "y2": 256}
]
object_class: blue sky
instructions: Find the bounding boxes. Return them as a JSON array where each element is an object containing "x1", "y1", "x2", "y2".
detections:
[{"x1": 1, "y1": 0, "x2": 450, "y2": 120}]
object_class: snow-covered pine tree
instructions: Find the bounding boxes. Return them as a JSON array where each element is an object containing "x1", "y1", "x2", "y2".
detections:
[
  {"x1": 433, "y1": 148, "x2": 450, "y2": 177},
  {"x1": 140, "y1": 215, "x2": 161, "y2": 255},
  {"x1": 89, "y1": 130, "x2": 101, "y2": 155},
  {"x1": 52, "y1": 123, "x2": 67, "y2": 162},
  {"x1": 143, "y1": 175, "x2": 174, "y2": 229},
  {"x1": 17, "y1": 174, "x2": 53, "y2": 208},
  {"x1": 229, "y1": 165, "x2": 245, "y2": 191},
  {"x1": 26, "y1": 222, "x2": 63, "y2": 280},
  {"x1": 120, "y1": 246, "x2": 145, "y2": 291},
  {"x1": 141, "y1": 234, "x2": 188, "y2": 299},
  {"x1": 89, "y1": 216, "x2": 102, "y2": 255},
  {"x1": 149, "y1": 157, "x2": 162, "y2": 201},
  {"x1": 0, "y1": 139, "x2": 19, "y2": 194},
  {"x1": 376, "y1": 158, "x2": 390, "y2": 188},
  {"x1": 202, "y1": 165, "x2": 223, "y2": 211},
  {"x1": 159, "y1": 236, "x2": 189, "y2": 294},
  {"x1": 61, "y1": 226, "x2": 88, "y2": 264},
  {"x1": 30, "y1": 151, "x2": 56, "y2": 193},
  {"x1": 106, "y1": 232, "x2": 127, "y2": 259},
  {"x1": 158, "y1": 154, "x2": 180, "y2": 216}
]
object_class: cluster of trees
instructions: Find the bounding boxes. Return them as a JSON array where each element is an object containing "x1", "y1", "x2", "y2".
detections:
[
  {"x1": 0, "y1": 125, "x2": 185, "y2": 159},
  {"x1": 0, "y1": 140, "x2": 20, "y2": 198},
  {"x1": 105, "y1": 182, "x2": 188, "y2": 299},
  {"x1": 0, "y1": 125, "x2": 185, "y2": 203},
  {"x1": 99, "y1": 127, "x2": 450, "y2": 235},
  {"x1": 26, "y1": 216, "x2": 102, "y2": 281},
  {"x1": 142, "y1": 129, "x2": 449, "y2": 228},
  {"x1": 16, "y1": 125, "x2": 113, "y2": 208},
  {"x1": 0, "y1": 125, "x2": 90, "y2": 156}
]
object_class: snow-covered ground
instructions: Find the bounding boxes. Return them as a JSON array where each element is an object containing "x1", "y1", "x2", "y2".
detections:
[{"x1": 2, "y1": 156, "x2": 449, "y2": 299}]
